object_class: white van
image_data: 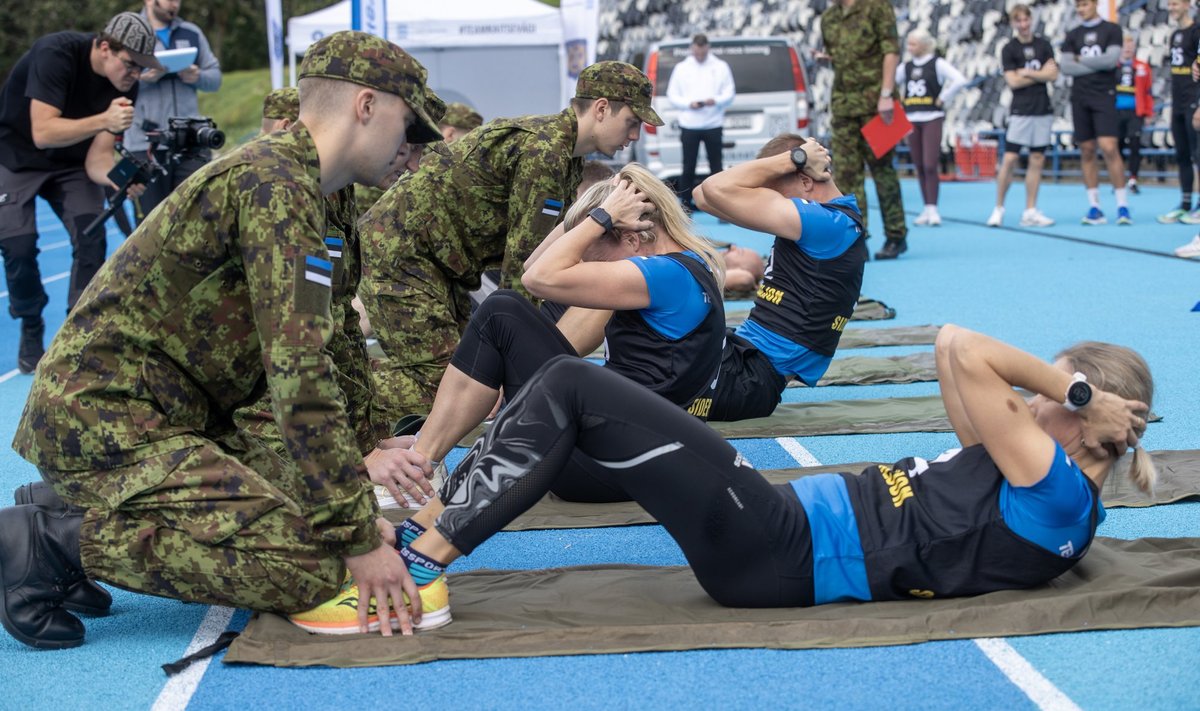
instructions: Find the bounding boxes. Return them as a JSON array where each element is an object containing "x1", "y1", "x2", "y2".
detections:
[{"x1": 632, "y1": 36, "x2": 811, "y2": 184}]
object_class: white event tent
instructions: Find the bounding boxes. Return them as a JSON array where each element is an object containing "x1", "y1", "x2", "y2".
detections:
[{"x1": 286, "y1": 0, "x2": 567, "y2": 120}]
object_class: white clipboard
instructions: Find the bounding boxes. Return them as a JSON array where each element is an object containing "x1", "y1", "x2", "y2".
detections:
[{"x1": 155, "y1": 47, "x2": 198, "y2": 74}]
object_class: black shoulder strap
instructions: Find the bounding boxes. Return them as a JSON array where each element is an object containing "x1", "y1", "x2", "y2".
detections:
[{"x1": 822, "y1": 200, "x2": 866, "y2": 234}]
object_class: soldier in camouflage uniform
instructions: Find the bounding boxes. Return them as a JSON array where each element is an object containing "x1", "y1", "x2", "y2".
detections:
[
  {"x1": 0, "y1": 31, "x2": 444, "y2": 650},
  {"x1": 359, "y1": 61, "x2": 662, "y2": 423},
  {"x1": 821, "y1": 0, "x2": 910, "y2": 259},
  {"x1": 438, "y1": 101, "x2": 484, "y2": 143},
  {"x1": 238, "y1": 86, "x2": 446, "y2": 508}
]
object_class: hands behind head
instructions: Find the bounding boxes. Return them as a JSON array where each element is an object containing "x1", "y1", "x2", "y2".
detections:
[
  {"x1": 800, "y1": 139, "x2": 833, "y2": 182},
  {"x1": 1078, "y1": 390, "x2": 1149, "y2": 460},
  {"x1": 600, "y1": 178, "x2": 655, "y2": 232}
]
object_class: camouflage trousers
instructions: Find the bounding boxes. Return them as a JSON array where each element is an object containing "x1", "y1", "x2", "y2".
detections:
[
  {"x1": 361, "y1": 249, "x2": 474, "y2": 425},
  {"x1": 45, "y1": 435, "x2": 344, "y2": 614},
  {"x1": 831, "y1": 113, "x2": 909, "y2": 241}
]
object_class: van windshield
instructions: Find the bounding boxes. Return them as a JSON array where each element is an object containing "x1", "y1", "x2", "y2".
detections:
[{"x1": 654, "y1": 42, "x2": 794, "y2": 95}]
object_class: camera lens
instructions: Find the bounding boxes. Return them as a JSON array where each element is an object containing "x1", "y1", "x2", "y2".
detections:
[{"x1": 196, "y1": 126, "x2": 226, "y2": 150}]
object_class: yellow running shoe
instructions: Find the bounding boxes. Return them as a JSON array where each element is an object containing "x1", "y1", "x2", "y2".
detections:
[{"x1": 289, "y1": 575, "x2": 451, "y2": 634}]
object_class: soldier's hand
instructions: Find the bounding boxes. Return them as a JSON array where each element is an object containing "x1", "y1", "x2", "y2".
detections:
[
  {"x1": 365, "y1": 446, "x2": 435, "y2": 506},
  {"x1": 103, "y1": 98, "x2": 135, "y2": 134},
  {"x1": 126, "y1": 182, "x2": 146, "y2": 199},
  {"x1": 343, "y1": 544, "x2": 420, "y2": 635},
  {"x1": 800, "y1": 139, "x2": 832, "y2": 182},
  {"x1": 877, "y1": 95, "x2": 895, "y2": 125},
  {"x1": 600, "y1": 178, "x2": 654, "y2": 232}
]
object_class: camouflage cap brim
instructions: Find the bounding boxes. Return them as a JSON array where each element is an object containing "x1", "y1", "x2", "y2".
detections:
[{"x1": 631, "y1": 103, "x2": 664, "y2": 127}]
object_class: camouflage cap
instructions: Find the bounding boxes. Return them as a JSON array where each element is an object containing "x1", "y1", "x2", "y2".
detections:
[
  {"x1": 575, "y1": 61, "x2": 663, "y2": 126},
  {"x1": 262, "y1": 87, "x2": 299, "y2": 121},
  {"x1": 426, "y1": 89, "x2": 448, "y2": 125},
  {"x1": 299, "y1": 30, "x2": 441, "y2": 144},
  {"x1": 103, "y1": 12, "x2": 165, "y2": 72},
  {"x1": 440, "y1": 102, "x2": 483, "y2": 131}
]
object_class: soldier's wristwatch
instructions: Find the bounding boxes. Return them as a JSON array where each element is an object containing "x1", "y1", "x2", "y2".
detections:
[{"x1": 588, "y1": 207, "x2": 613, "y2": 232}]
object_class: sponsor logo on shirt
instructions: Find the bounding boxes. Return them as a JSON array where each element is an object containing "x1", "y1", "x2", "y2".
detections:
[{"x1": 877, "y1": 464, "x2": 914, "y2": 508}]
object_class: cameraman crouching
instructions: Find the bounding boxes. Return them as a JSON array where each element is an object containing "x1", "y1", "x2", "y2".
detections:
[
  {"x1": 124, "y1": 0, "x2": 222, "y2": 223},
  {"x1": 0, "y1": 12, "x2": 162, "y2": 374}
]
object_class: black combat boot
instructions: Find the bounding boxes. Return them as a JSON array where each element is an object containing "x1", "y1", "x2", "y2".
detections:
[
  {"x1": 12, "y1": 482, "x2": 112, "y2": 616},
  {"x1": 0, "y1": 505, "x2": 88, "y2": 649},
  {"x1": 874, "y1": 239, "x2": 908, "y2": 260},
  {"x1": 17, "y1": 317, "x2": 45, "y2": 374}
]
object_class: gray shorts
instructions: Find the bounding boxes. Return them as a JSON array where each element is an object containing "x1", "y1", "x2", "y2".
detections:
[
  {"x1": 0, "y1": 163, "x2": 104, "y2": 240},
  {"x1": 1005, "y1": 114, "x2": 1054, "y2": 151}
]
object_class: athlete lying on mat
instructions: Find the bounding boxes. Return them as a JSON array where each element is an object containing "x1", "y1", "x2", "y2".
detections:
[
  {"x1": 289, "y1": 325, "x2": 1152, "y2": 634},
  {"x1": 693, "y1": 135, "x2": 869, "y2": 421},
  {"x1": 387, "y1": 163, "x2": 726, "y2": 508}
]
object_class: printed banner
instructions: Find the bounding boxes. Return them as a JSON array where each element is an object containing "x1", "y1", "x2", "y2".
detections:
[
  {"x1": 560, "y1": 0, "x2": 600, "y2": 106},
  {"x1": 352, "y1": 0, "x2": 388, "y2": 39},
  {"x1": 265, "y1": 0, "x2": 285, "y2": 89}
]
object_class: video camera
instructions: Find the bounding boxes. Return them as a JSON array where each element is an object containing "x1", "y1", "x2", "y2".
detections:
[{"x1": 146, "y1": 117, "x2": 226, "y2": 153}]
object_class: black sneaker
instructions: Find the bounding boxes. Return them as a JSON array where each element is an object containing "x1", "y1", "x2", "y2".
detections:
[
  {"x1": 874, "y1": 239, "x2": 908, "y2": 260},
  {"x1": 17, "y1": 318, "x2": 45, "y2": 374}
]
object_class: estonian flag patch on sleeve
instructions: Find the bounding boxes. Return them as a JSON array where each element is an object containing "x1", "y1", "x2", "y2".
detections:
[
  {"x1": 304, "y1": 255, "x2": 333, "y2": 287},
  {"x1": 324, "y1": 236, "x2": 344, "y2": 259},
  {"x1": 542, "y1": 198, "x2": 563, "y2": 217}
]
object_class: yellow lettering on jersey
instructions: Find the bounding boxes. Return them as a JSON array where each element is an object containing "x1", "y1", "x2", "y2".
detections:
[
  {"x1": 908, "y1": 589, "x2": 935, "y2": 599},
  {"x1": 756, "y1": 285, "x2": 785, "y2": 305},
  {"x1": 687, "y1": 398, "x2": 712, "y2": 418},
  {"x1": 831, "y1": 315, "x2": 849, "y2": 332},
  {"x1": 877, "y1": 465, "x2": 914, "y2": 508}
]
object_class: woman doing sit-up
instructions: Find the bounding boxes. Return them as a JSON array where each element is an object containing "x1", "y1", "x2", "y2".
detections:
[
  {"x1": 290, "y1": 324, "x2": 1152, "y2": 634},
  {"x1": 384, "y1": 163, "x2": 726, "y2": 508}
]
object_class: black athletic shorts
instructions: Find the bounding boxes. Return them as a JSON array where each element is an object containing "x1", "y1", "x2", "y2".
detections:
[
  {"x1": 1071, "y1": 93, "x2": 1119, "y2": 143},
  {"x1": 708, "y1": 330, "x2": 788, "y2": 422}
]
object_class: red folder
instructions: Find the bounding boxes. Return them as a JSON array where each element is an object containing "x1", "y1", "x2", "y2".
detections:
[{"x1": 860, "y1": 103, "x2": 913, "y2": 159}]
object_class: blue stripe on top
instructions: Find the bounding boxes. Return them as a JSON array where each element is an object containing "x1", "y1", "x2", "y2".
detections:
[
  {"x1": 790, "y1": 473, "x2": 871, "y2": 604},
  {"x1": 305, "y1": 255, "x2": 333, "y2": 273}
]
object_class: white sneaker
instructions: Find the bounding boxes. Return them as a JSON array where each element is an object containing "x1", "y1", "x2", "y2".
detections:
[
  {"x1": 926, "y1": 207, "x2": 941, "y2": 226},
  {"x1": 1020, "y1": 208, "x2": 1055, "y2": 227},
  {"x1": 986, "y1": 206, "x2": 1004, "y2": 227},
  {"x1": 913, "y1": 207, "x2": 931, "y2": 226},
  {"x1": 1175, "y1": 235, "x2": 1200, "y2": 258}
]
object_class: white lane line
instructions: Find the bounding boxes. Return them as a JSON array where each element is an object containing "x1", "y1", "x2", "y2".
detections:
[
  {"x1": 0, "y1": 368, "x2": 21, "y2": 384},
  {"x1": 0, "y1": 270, "x2": 70, "y2": 300},
  {"x1": 974, "y1": 638, "x2": 1083, "y2": 710},
  {"x1": 775, "y1": 437, "x2": 821, "y2": 467},
  {"x1": 150, "y1": 605, "x2": 235, "y2": 711}
]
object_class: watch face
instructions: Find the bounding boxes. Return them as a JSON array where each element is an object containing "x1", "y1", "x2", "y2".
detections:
[
  {"x1": 1067, "y1": 380, "x2": 1092, "y2": 408},
  {"x1": 791, "y1": 147, "x2": 806, "y2": 169}
]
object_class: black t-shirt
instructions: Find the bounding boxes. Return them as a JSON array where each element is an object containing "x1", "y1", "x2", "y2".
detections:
[
  {"x1": 1001, "y1": 36, "x2": 1055, "y2": 116},
  {"x1": 0, "y1": 31, "x2": 137, "y2": 172},
  {"x1": 1061, "y1": 20, "x2": 1123, "y2": 103},
  {"x1": 1169, "y1": 24, "x2": 1200, "y2": 105}
]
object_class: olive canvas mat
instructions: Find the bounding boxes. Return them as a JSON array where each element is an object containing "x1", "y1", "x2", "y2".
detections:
[
  {"x1": 224, "y1": 536, "x2": 1200, "y2": 668},
  {"x1": 381, "y1": 450, "x2": 1198, "y2": 532},
  {"x1": 796, "y1": 352, "x2": 936, "y2": 387},
  {"x1": 725, "y1": 296, "x2": 897, "y2": 325}
]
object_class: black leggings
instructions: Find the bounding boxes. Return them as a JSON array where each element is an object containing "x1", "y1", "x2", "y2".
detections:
[
  {"x1": 1170, "y1": 108, "x2": 1199, "y2": 199},
  {"x1": 450, "y1": 290, "x2": 637, "y2": 502},
  {"x1": 434, "y1": 355, "x2": 816, "y2": 608},
  {"x1": 1116, "y1": 110, "x2": 1143, "y2": 179}
]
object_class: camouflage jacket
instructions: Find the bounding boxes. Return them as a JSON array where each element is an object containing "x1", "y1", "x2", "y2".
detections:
[
  {"x1": 359, "y1": 108, "x2": 584, "y2": 294},
  {"x1": 821, "y1": 0, "x2": 902, "y2": 117},
  {"x1": 234, "y1": 183, "x2": 390, "y2": 457},
  {"x1": 13, "y1": 123, "x2": 381, "y2": 556}
]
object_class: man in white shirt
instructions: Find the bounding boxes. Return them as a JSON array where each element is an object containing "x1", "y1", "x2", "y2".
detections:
[{"x1": 667, "y1": 34, "x2": 735, "y2": 208}]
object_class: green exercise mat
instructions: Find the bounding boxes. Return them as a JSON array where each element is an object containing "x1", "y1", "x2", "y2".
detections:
[
  {"x1": 726, "y1": 297, "x2": 896, "y2": 325},
  {"x1": 224, "y1": 536, "x2": 1200, "y2": 668},
  {"x1": 795, "y1": 352, "x2": 937, "y2": 387}
]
